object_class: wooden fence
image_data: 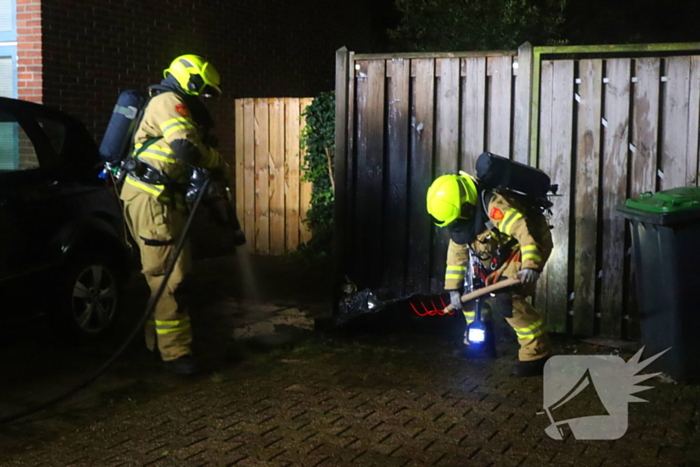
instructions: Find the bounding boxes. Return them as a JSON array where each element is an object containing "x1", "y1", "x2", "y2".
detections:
[
  {"x1": 334, "y1": 43, "x2": 700, "y2": 339},
  {"x1": 234, "y1": 98, "x2": 314, "y2": 255},
  {"x1": 535, "y1": 51, "x2": 700, "y2": 338}
]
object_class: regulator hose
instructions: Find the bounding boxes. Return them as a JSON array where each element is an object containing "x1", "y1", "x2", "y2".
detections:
[{"x1": 0, "y1": 178, "x2": 212, "y2": 425}]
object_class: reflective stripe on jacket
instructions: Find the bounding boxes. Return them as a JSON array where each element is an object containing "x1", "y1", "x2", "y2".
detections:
[
  {"x1": 120, "y1": 91, "x2": 222, "y2": 202},
  {"x1": 444, "y1": 192, "x2": 553, "y2": 291}
]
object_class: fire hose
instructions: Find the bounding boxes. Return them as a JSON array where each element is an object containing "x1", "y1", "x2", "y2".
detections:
[{"x1": 0, "y1": 177, "x2": 212, "y2": 425}]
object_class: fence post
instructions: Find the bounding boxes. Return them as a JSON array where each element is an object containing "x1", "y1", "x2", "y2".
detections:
[
  {"x1": 333, "y1": 46, "x2": 350, "y2": 313},
  {"x1": 513, "y1": 42, "x2": 534, "y2": 165}
]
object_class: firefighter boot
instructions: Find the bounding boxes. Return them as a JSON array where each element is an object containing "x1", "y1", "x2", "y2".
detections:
[
  {"x1": 511, "y1": 356, "x2": 549, "y2": 377},
  {"x1": 164, "y1": 354, "x2": 200, "y2": 376}
]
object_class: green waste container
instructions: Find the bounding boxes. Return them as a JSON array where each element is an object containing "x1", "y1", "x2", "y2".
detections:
[{"x1": 617, "y1": 187, "x2": 700, "y2": 382}]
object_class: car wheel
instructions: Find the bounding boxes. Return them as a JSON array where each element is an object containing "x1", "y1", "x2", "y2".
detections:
[{"x1": 55, "y1": 254, "x2": 123, "y2": 341}]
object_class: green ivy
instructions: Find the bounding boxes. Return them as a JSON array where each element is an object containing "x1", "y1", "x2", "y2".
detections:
[{"x1": 298, "y1": 91, "x2": 335, "y2": 259}]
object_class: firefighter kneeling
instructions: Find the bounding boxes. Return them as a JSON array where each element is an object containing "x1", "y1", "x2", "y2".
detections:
[{"x1": 426, "y1": 172, "x2": 553, "y2": 377}]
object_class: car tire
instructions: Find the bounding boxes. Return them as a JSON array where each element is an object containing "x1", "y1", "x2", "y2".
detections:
[{"x1": 53, "y1": 252, "x2": 124, "y2": 342}]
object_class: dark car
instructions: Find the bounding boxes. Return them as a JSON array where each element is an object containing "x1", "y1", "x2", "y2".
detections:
[{"x1": 0, "y1": 97, "x2": 131, "y2": 341}]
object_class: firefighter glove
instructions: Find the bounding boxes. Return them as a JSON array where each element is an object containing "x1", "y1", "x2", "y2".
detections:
[
  {"x1": 517, "y1": 268, "x2": 540, "y2": 285},
  {"x1": 449, "y1": 290, "x2": 463, "y2": 312}
]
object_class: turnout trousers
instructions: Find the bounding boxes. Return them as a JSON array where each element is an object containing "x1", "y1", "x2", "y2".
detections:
[{"x1": 122, "y1": 186, "x2": 193, "y2": 361}]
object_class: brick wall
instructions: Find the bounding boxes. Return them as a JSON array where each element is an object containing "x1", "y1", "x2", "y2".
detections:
[
  {"x1": 16, "y1": 0, "x2": 42, "y2": 103},
  {"x1": 37, "y1": 0, "x2": 374, "y2": 165}
]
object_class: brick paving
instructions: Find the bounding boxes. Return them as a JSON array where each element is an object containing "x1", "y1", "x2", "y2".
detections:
[
  {"x1": 1, "y1": 332, "x2": 698, "y2": 467},
  {"x1": 0, "y1": 255, "x2": 698, "y2": 466}
]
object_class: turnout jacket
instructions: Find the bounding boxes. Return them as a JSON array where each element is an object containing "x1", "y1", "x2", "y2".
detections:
[
  {"x1": 444, "y1": 192, "x2": 553, "y2": 291},
  {"x1": 120, "y1": 86, "x2": 222, "y2": 204}
]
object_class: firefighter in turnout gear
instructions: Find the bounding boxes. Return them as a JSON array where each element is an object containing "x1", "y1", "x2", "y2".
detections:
[
  {"x1": 427, "y1": 172, "x2": 553, "y2": 377},
  {"x1": 120, "y1": 54, "x2": 225, "y2": 375}
]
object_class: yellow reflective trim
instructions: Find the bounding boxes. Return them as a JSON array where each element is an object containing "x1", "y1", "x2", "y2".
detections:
[
  {"x1": 523, "y1": 253, "x2": 543, "y2": 262},
  {"x1": 501, "y1": 209, "x2": 523, "y2": 236},
  {"x1": 125, "y1": 175, "x2": 163, "y2": 196},
  {"x1": 155, "y1": 319, "x2": 187, "y2": 326},
  {"x1": 156, "y1": 324, "x2": 191, "y2": 335},
  {"x1": 445, "y1": 274, "x2": 463, "y2": 279},
  {"x1": 163, "y1": 124, "x2": 193, "y2": 139},
  {"x1": 139, "y1": 152, "x2": 177, "y2": 164},
  {"x1": 514, "y1": 320, "x2": 545, "y2": 339},
  {"x1": 161, "y1": 117, "x2": 190, "y2": 128},
  {"x1": 161, "y1": 118, "x2": 195, "y2": 138},
  {"x1": 146, "y1": 144, "x2": 174, "y2": 155},
  {"x1": 514, "y1": 319, "x2": 544, "y2": 333},
  {"x1": 446, "y1": 266, "x2": 466, "y2": 271},
  {"x1": 463, "y1": 312, "x2": 475, "y2": 317},
  {"x1": 134, "y1": 143, "x2": 173, "y2": 153}
]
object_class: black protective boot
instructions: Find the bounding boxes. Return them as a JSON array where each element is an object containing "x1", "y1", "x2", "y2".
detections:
[
  {"x1": 511, "y1": 356, "x2": 549, "y2": 377},
  {"x1": 164, "y1": 355, "x2": 200, "y2": 376}
]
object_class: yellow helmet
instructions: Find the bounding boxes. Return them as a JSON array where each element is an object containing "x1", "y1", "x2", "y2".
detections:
[
  {"x1": 164, "y1": 54, "x2": 222, "y2": 96},
  {"x1": 426, "y1": 173, "x2": 478, "y2": 227}
]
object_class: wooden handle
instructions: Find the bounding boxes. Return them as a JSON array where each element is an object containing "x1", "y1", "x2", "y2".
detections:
[{"x1": 460, "y1": 277, "x2": 521, "y2": 303}]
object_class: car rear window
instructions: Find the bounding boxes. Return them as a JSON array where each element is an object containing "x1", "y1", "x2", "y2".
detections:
[
  {"x1": 0, "y1": 111, "x2": 40, "y2": 171},
  {"x1": 36, "y1": 116, "x2": 66, "y2": 155}
]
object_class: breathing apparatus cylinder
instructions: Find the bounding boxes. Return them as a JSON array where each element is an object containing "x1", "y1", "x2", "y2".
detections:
[{"x1": 99, "y1": 90, "x2": 146, "y2": 164}]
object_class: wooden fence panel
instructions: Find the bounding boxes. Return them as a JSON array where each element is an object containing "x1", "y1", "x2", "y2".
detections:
[
  {"x1": 269, "y1": 98, "x2": 285, "y2": 255},
  {"x1": 406, "y1": 59, "x2": 435, "y2": 293},
  {"x1": 572, "y1": 59, "x2": 602, "y2": 337},
  {"x1": 487, "y1": 56, "x2": 513, "y2": 157},
  {"x1": 461, "y1": 57, "x2": 486, "y2": 172},
  {"x1": 234, "y1": 97, "x2": 314, "y2": 255},
  {"x1": 254, "y1": 99, "x2": 270, "y2": 254},
  {"x1": 384, "y1": 59, "x2": 410, "y2": 295},
  {"x1": 538, "y1": 59, "x2": 574, "y2": 334},
  {"x1": 661, "y1": 57, "x2": 692, "y2": 191},
  {"x1": 688, "y1": 56, "x2": 700, "y2": 186},
  {"x1": 235, "y1": 100, "x2": 245, "y2": 226},
  {"x1": 600, "y1": 59, "x2": 631, "y2": 338},
  {"x1": 627, "y1": 58, "x2": 661, "y2": 338},
  {"x1": 243, "y1": 99, "x2": 256, "y2": 252},
  {"x1": 285, "y1": 98, "x2": 301, "y2": 251},
  {"x1": 354, "y1": 61, "x2": 386, "y2": 287},
  {"x1": 631, "y1": 58, "x2": 661, "y2": 196},
  {"x1": 535, "y1": 60, "x2": 554, "y2": 323},
  {"x1": 432, "y1": 58, "x2": 461, "y2": 292}
]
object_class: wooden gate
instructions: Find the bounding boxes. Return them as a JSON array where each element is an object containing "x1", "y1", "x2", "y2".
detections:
[
  {"x1": 334, "y1": 48, "x2": 523, "y2": 298},
  {"x1": 335, "y1": 43, "x2": 700, "y2": 339},
  {"x1": 234, "y1": 98, "x2": 314, "y2": 255}
]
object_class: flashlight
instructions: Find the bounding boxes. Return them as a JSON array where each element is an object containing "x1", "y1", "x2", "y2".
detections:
[{"x1": 468, "y1": 322, "x2": 486, "y2": 343}]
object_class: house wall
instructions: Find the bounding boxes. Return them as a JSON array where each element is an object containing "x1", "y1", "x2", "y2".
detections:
[
  {"x1": 33, "y1": 0, "x2": 373, "y2": 163},
  {"x1": 16, "y1": 0, "x2": 42, "y2": 102}
]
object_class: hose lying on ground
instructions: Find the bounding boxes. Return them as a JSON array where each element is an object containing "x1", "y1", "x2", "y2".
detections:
[{"x1": 0, "y1": 179, "x2": 211, "y2": 425}]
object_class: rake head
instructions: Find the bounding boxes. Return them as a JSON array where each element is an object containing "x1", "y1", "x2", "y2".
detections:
[{"x1": 409, "y1": 295, "x2": 455, "y2": 317}]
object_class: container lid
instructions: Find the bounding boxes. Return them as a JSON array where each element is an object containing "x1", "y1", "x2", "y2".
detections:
[{"x1": 625, "y1": 187, "x2": 700, "y2": 213}]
